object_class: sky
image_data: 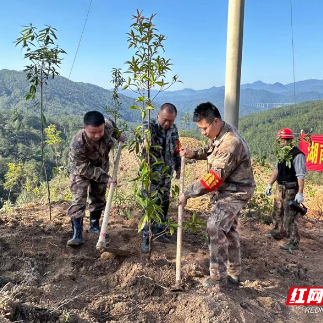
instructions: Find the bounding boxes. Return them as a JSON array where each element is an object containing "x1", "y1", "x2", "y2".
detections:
[{"x1": 1, "y1": 0, "x2": 323, "y2": 91}]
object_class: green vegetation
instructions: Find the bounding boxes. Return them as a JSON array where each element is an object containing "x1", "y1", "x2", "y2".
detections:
[
  {"x1": 0, "y1": 109, "x2": 81, "y2": 208},
  {"x1": 122, "y1": 10, "x2": 181, "y2": 255},
  {"x1": 15, "y1": 24, "x2": 67, "y2": 218},
  {"x1": 1, "y1": 99, "x2": 323, "y2": 210},
  {"x1": 0, "y1": 69, "x2": 138, "y2": 122},
  {"x1": 239, "y1": 100, "x2": 323, "y2": 163}
]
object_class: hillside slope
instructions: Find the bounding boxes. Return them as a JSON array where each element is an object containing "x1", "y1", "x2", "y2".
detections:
[
  {"x1": 1, "y1": 201, "x2": 323, "y2": 323},
  {"x1": 1, "y1": 138, "x2": 323, "y2": 322},
  {"x1": 2, "y1": 69, "x2": 323, "y2": 119},
  {"x1": 239, "y1": 100, "x2": 323, "y2": 160},
  {"x1": 0, "y1": 69, "x2": 138, "y2": 122}
]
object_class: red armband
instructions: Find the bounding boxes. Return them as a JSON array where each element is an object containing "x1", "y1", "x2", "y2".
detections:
[
  {"x1": 200, "y1": 170, "x2": 223, "y2": 192},
  {"x1": 174, "y1": 140, "x2": 182, "y2": 154}
]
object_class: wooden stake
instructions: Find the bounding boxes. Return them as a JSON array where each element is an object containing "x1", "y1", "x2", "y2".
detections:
[{"x1": 175, "y1": 156, "x2": 185, "y2": 288}]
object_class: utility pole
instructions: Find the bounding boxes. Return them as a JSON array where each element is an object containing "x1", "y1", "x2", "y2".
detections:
[{"x1": 224, "y1": 0, "x2": 245, "y2": 128}]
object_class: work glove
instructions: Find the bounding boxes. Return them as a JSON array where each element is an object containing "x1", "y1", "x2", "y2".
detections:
[
  {"x1": 265, "y1": 184, "x2": 272, "y2": 196},
  {"x1": 295, "y1": 193, "x2": 304, "y2": 204}
]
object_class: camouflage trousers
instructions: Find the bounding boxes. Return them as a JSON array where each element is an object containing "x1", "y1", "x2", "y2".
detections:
[
  {"x1": 208, "y1": 196, "x2": 248, "y2": 280},
  {"x1": 67, "y1": 174, "x2": 108, "y2": 219},
  {"x1": 270, "y1": 183, "x2": 299, "y2": 245}
]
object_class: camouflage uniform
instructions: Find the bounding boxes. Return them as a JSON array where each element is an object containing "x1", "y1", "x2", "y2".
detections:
[
  {"x1": 142, "y1": 119, "x2": 181, "y2": 227},
  {"x1": 271, "y1": 183, "x2": 299, "y2": 244},
  {"x1": 270, "y1": 147, "x2": 306, "y2": 245},
  {"x1": 67, "y1": 118, "x2": 119, "y2": 219},
  {"x1": 184, "y1": 122, "x2": 255, "y2": 280}
]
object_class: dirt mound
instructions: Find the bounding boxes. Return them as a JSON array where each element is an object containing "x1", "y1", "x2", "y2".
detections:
[
  {"x1": 1, "y1": 198, "x2": 323, "y2": 322},
  {"x1": 1, "y1": 143, "x2": 323, "y2": 322}
]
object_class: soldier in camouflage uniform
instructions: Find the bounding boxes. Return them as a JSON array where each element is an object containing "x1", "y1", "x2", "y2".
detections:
[
  {"x1": 67, "y1": 111, "x2": 126, "y2": 247},
  {"x1": 141, "y1": 103, "x2": 181, "y2": 252},
  {"x1": 179, "y1": 102, "x2": 255, "y2": 287},
  {"x1": 265, "y1": 128, "x2": 306, "y2": 251}
]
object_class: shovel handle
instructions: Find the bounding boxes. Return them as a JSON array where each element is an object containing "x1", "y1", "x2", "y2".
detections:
[
  {"x1": 96, "y1": 141, "x2": 123, "y2": 250},
  {"x1": 175, "y1": 156, "x2": 185, "y2": 288}
]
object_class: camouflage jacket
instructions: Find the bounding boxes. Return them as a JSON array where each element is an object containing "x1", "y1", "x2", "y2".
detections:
[
  {"x1": 184, "y1": 122, "x2": 255, "y2": 201},
  {"x1": 68, "y1": 118, "x2": 119, "y2": 183},
  {"x1": 142, "y1": 119, "x2": 181, "y2": 174}
]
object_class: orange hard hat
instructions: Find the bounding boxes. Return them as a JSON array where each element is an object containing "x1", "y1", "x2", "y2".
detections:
[{"x1": 276, "y1": 128, "x2": 294, "y2": 139}]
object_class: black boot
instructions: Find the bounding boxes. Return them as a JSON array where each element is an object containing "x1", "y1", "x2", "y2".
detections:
[
  {"x1": 141, "y1": 226, "x2": 149, "y2": 253},
  {"x1": 67, "y1": 217, "x2": 84, "y2": 247},
  {"x1": 161, "y1": 200, "x2": 170, "y2": 222},
  {"x1": 157, "y1": 200, "x2": 170, "y2": 243},
  {"x1": 156, "y1": 201, "x2": 170, "y2": 243},
  {"x1": 156, "y1": 224, "x2": 170, "y2": 243},
  {"x1": 88, "y1": 210, "x2": 102, "y2": 235}
]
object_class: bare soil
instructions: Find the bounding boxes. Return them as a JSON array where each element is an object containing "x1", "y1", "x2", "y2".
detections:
[{"x1": 1, "y1": 138, "x2": 323, "y2": 323}]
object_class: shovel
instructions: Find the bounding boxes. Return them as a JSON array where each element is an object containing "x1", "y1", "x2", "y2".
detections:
[
  {"x1": 96, "y1": 142, "x2": 124, "y2": 252},
  {"x1": 175, "y1": 156, "x2": 186, "y2": 290}
]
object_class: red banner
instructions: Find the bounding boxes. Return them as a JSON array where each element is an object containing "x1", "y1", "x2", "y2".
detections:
[{"x1": 299, "y1": 134, "x2": 323, "y2": 172}]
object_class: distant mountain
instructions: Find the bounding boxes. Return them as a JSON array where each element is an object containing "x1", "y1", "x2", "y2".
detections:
[
  {"x1": 120, "y1": 79, "x2": 323, "y2": 116},
  {"x1": 151, "y1": 80, "x2": 323, "y2": 116},
  {"x1": 239, "y1": 100, "x2": 323, "y2": 160},
  {"x1": 0, "y1": 69, "x2": 138, "y2": 122},
  {"x1": 241, "y1": 79, "x2": 323, "y2": 94},
  {"x1": 120, "y1": 87, "x2": 200, "y2": 99},
  {"x1": 241, "y1": 81, "x2": 288, "y2": 93},
  {"x1": 1, "y1": 69, "x2": 323, "y2": 120},
  {"x1": 284, "y1": 79, "x2": 323, "y2": 93}
]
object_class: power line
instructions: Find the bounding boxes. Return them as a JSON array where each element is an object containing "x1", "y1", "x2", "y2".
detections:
[
  {"x1": 289, "y1": 0, "x2": 296, "y2": 105},
  {"x1": 68, "y1": 0, "x2": 93, "y2": 79}
]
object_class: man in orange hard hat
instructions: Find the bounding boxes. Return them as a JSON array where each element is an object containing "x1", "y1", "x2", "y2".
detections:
[{"x1": 265, "y1": 128, "x2": 306, "y2": 250}]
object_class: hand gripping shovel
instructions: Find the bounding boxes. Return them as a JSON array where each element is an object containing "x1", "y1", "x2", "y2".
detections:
[
  {"x1": 174, "y1": 156, "x2": 186, "y2": 290},
  {"x1": 96, "y1": 142, "x2": 131, "y2": 256}
]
